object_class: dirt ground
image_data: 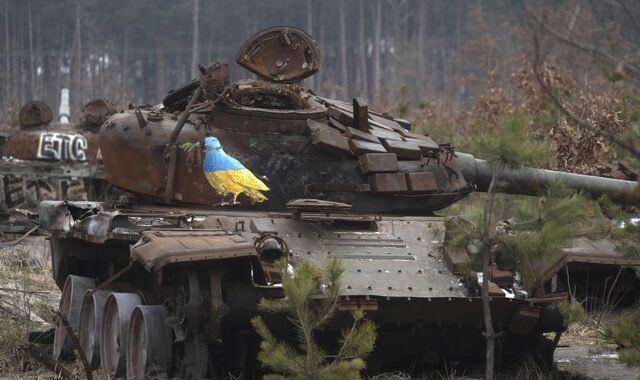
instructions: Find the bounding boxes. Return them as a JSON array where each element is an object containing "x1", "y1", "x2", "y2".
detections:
[
  {"x1": 0, "y1": 235, "x2": 637, "y2": 380},
  {"x1": 554, "y1": 323, "x2": 640, "y2": 380}
]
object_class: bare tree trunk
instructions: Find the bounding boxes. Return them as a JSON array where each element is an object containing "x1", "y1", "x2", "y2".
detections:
[
  {"x1": 16, "y1": 4, "x2": 23, "y2": 103},
  {"x1": 339, "y1": 1, "x2": 348, "y2": 98},
  {"x1": 71, "y1": 0, "x2": 82, "y2": 119},
  {"x1": 175, "y1": 37, "x2": 183, "y2": 85},
  {"x1": 481, "y1": 248, "x2": 496, "y2": 380},
  {"x1": 317, "y1": 7, "x2": 326, "y2": 94},
  {"x1": 389, "y1": 1, "x2": 401, "y2": 90},
  {"x1": 156, "y1": 42, "x2": 166, "y2": 99},
  {"x1": 205, "y1": 6, "x2": 215, "y2": 64},
  {"x1": 190, "y1": 0, "x2": 200, "y2": 77},
  {"x1": 372, "y1": 0, "x2": 382, "y2": 102},
  {"x1": 121, "y1": 26, "x2": 128, "y2": 104},
  {"x1": 27, "y1": 0, "x2": 34, "y2": 100},
  {"x1": 481, "y1": 171, "x2": 497, "y2": 380},
  {"x1": 4, "y1": 0, "x2": 10, "y2": 109},
  {"x1": 54, "y1": 19, "x2": 66, "y2": 112},
  {"x1": 306, "y1": 0, "x2": 315, "y2": 90},
  {"x1": 216, "y1": 18, "x2": 224, "y2": 60},
  {"x1": 417, "y1": 1, "x2": 426, "y2": 86},
  {"x1": 357, "y1": 0, "x2": 368, "y2": 98}
]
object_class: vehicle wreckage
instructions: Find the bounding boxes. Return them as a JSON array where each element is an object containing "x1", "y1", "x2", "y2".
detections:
[
  {"x1": 34, "y1": 27, "x2": 640, "y2": 379},
  {"x1": 0, "y1": 92, "x2": 116, "y2": 230}
]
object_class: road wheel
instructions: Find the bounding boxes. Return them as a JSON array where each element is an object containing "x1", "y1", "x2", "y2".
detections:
[
  {"x1": 53, "y1": 275, "x2": 96, "y2": 360},
  {"x1": 100, "y1": 292, "x2": 144, "y2": 377},
  {"x1": 126, "y1": 305, "x2": 173, "y2": 379},
  {"x1": 78, "y1": 289, "x2": 110, "y2": 369}
]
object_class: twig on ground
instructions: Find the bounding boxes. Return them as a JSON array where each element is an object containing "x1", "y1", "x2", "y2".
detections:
[
  {"x1": 53, "y1": 310, "x2": 93, "y2": 380},
  {"x1": 27, "y1": 343, "x2": 75, "y2": 379},
  {"x1": 0, "y1": 224, "x2": 39, "y2": 249}
]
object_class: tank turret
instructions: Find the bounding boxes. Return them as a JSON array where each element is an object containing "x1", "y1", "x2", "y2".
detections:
[
  {"x1": 98, "y1": 26, "x2": 638, "y2": 212},
  {"x1": 0, "y1": 95, "x2": 116, "y2": 213}
]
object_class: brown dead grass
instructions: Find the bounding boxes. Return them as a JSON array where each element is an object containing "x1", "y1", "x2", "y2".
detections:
[
  {"x1": 559, "y1": 318, "x2": 618, "y2": 350},
  {"x1": 0, "y1": 235, "x2": 59, "y2": 376}
]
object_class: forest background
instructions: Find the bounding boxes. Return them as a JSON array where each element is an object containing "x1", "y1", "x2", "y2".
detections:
[{"x1": 1, "y1": 0, "x2": 640, "y2": 173}]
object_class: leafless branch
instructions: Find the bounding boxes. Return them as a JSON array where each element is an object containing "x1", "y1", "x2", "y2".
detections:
[
  {"x1": 615, "y1": 0, "x2": 640, "y2": 31},
  {"x1": 0, "y1": 287, "x2": 50, "y2": 295},
  {"x1": 523, "y1": 2, "x2": 640, "y2": 83},
  {"x1": 27, "y1": 343, "x2": 75, "y2": 379},
  {"x1": 0, "y1": 224, "x2": 39, "y2": 248},
  {"x1": 53, "y1": 310, "x2": 93, "y2": 380},
  {"x1": 532, "y1": 36, "x2": 640, "y2": 159}
]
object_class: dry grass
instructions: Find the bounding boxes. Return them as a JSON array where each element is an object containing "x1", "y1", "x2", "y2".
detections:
[
  {"x1": 559, "y1": 317, "x2": 618, "y2": 350},
  {"x1": 0, "y1": 235, "x2": 59, "y2": 377}
]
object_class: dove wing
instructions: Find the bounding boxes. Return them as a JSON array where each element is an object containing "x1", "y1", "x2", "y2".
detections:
[
  {"x1": 228, "y1": 169, "x2": 270, "y2": 191},
  {"x1": 221, "y1": 153, "x2": 269, "y2": 191}
]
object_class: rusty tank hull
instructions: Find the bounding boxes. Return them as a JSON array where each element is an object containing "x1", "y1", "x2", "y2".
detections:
[
  {"x1": 40, "y1": 200, "x2": 569, "y2": 377},
  {"x1": 38, "y1": 26, "x2": 640, "y2": 379}
]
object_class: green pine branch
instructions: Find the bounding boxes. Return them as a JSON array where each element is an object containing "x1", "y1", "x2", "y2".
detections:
[{"x1": 251, "y1": 257, "x2": 377, "y2": 380}]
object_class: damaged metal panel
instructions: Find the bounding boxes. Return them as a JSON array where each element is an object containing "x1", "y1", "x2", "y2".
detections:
[
  {"x1": 307, "y1": 119, "x2": 350, "y2": 155},
  {"x1": 530, "y1": 237, "x2": 640, "y2": 290},
  {"x1": 382, "y1": 139, "x2": 422, "y2": 160},
  {"x1": 0, "y1": 160, "x2": 104, "y2": 179},
  {"x1": 405, "y1": 172, "x2": 438, "y2": 193},
  {"x1": 39, "y1": 201, "x2": 105, "y2": 234},
  {"x1": 346, "y1": 127, "x2": 380, "y2": 144},
  {"x1": 131, "y1": 230, "x2": 257, "y2": 271},
  {"x1": 350, "y1": 139, "x2": 387, "y2": 155},
  {"x1": 509, "y1": 304, "x2": 541, "y2": 335},
  {"x1": 235, "y1": 26, "x2": 320, "y2": 83},
  {"x1": 194, "y1": 213, "x2": 455, "y2": 299},
  {"x1": 359, "y1": 153, "x2": 399, "y2": 174},
  {"x1": 369, "y1": 173, "x2": 408, "y2": 193}
]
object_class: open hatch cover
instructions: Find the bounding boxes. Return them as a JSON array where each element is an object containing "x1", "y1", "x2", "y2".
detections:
[{"x1": 236, "y1": 26, "x2": 321, "y2": 83}]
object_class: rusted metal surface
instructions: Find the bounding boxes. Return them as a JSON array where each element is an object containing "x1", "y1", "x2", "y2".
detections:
[
  {"x1": 78, "y1": 99, "x2": 116, "y2": 130},
  {"x1": 40, "y1": 201, "x2": 532, "y2": 303},
  {"x1": 359, "y1": 153, "x2": 399, "y2": 174},
  {"x1": 100, "y1": 292, "x2": 143, "y2": 378},
  {"x1": 126, "y1": 305, "x2": 173, "y2": 379},
  {"x1": 0, "y1": 160, "x2": 103, "y2": 178},
  {"x1": 3, "y1": 98, "x2": 109, "y2": 161},
  {"x1": 353, "y1": 97, "x2": 369, "y2": 131},
  {"x1": 0, "y1": 98, "x2": 113, "y2": 214},
  {"x1": 131, "y1": 229, "x2": 257, "y2": 270},
  {"x1": 1, "y1": 128, "x2": 99, "y2": 161},
  {"x1": 99, "y1": 99, "x2": 470, "y2": 212},
  {"x1": 19, "y1": 101, "x2": 53, "y2": 127},
  {"x1": 0, "y1": 161, "x2": 105, "y2": 212},
  {"x1": 236, "y1": 26, "x2": 321, "y2": 83},
  {"x1": 529, "y1": 237, "x2": 640, "y2": 293}
]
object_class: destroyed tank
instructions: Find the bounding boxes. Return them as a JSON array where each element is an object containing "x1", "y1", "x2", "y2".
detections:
[
  {"x1": 37, "y1": 27, "x2": 640, "y2": 379},
  {"x1": 0, "y1": 93, "x2": 116, "y2": 227}
]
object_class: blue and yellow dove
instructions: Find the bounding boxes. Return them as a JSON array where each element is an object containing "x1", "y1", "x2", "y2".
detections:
[{"x1": 203, "y1": 136, "x2": 269, "y2": 203}]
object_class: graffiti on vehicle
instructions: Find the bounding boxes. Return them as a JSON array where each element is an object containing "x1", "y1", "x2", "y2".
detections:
[
  {"x1": 1, "y1": 175, "x2": 90, "y2": 210},
  {"x1": 37, "y1": 132, "x2": 88, "y2": 161}
]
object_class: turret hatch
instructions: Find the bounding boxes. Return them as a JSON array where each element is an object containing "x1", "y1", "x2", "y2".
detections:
[{"x1": 235, "y1": 26, "x2": 321, "y2": 83}]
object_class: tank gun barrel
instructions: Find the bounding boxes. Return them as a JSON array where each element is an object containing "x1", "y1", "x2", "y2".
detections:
[
  {"x1": 457, "y1": 152, "x2": 639, "y2": 206},
  {"x1": 58, "y1": 88, "x2": 70, "y2": 124}
]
